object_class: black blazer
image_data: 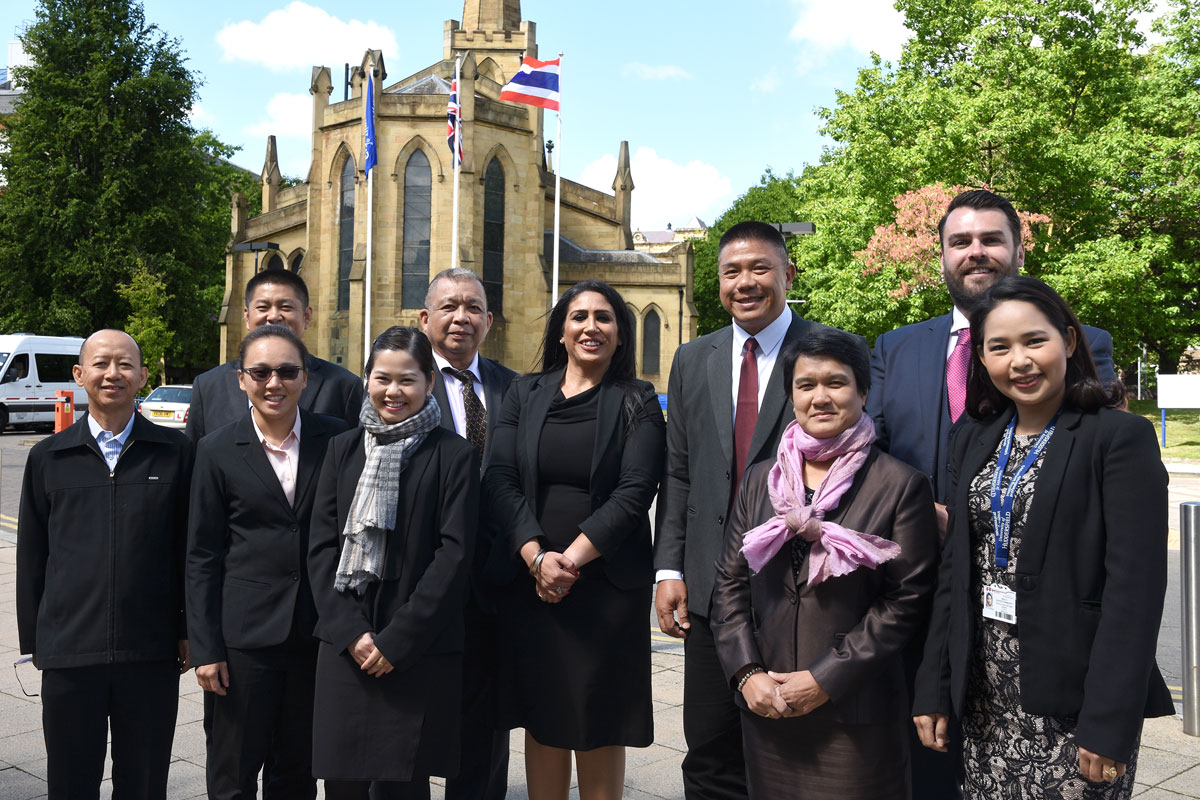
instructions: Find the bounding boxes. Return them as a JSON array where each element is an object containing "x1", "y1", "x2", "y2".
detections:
[
  {"x1": 187, "y1": 355, "x2": 363, "y2": 443},
  {"x1": 185, "y1": 408, "x2": 348, "y2": 666},
  {"x1": 307, "y1": 426, "x2": 478, "y2": 672},
  {"x1": 653, "y1": 312, "x2": 850, "y2": 614},
  {"x1": 867, "y1": 313, "x2": 1115, "y2": 502},
  {"x1": 712, "y1": 448, "x2": 938, "y2": 725},
  {"x1": 913, "y1": 406, "x2": 1174, "y2": 763},
  {"x1": 483, "y1": 371, "x2": 665, "y2": 590},
  {"x1": 430, "y1": 355, "x2": 517, "y2": 470}
]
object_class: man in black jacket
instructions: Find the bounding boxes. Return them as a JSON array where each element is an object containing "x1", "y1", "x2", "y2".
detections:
[
  {"x1": 16, "y1": 329, "x2": 192, "y2": 800},
  {"x1": 186, "y1": 269, "x2": 362, "y2": 443}
]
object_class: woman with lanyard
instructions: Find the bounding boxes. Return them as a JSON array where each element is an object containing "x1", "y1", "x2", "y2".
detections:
[
  {"x1": 913, "y1": 276, "x2": 1173, "y2": 799},
  {"x1": 307, "y1": 326, "x2": 478, "y2": 799}
]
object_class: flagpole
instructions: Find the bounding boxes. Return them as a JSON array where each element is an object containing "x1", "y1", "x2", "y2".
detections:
[
  {"x1": 363, "y1": 62, "x2": 375, "y2": 367},
  {"x1": 551, "y1": 51, "x2": 562, "y2": 312},
  {"x1": 451, "y1": 55, "x2": 462, "y2": 271}
]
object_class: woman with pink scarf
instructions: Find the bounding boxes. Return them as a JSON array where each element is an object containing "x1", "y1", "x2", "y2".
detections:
[{"x1": 711, "y1": 328, "x2": 939, "y2": 799}]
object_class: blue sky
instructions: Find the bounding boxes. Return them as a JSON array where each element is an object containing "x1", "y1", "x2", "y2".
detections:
[{"x1": 0, "y1": 1, "x2": 983, "y2": 230}]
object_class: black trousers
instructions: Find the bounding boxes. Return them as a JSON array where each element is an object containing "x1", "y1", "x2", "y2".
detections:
[
  {"x1": 681, "y1": 612, "x2": 748, "y2": 800},
  {"x1": 42, "y1": 660, "x2": 179, "y2": 800},
  {"x1": 903, "y1": 632, "x2": 961, "y2": 800},
  {"x1": 205, "y1": 636, "x2": 319, "y2": 800},
  {"x1": 322, "y1": 780, "x2": 430, "y2": 800},
  {"x1": 444, "y1": 597, "x2": 509, "y2": 800}
]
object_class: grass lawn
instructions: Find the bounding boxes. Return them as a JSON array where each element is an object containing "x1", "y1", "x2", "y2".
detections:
[{"x1": 1128, "y1": 398, "x2": 1200, "y2": 461}]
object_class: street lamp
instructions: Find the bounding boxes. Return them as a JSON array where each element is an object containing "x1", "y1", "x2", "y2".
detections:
[{"x1": 232, "y1": 241, "x2": 281, "y2": 272}]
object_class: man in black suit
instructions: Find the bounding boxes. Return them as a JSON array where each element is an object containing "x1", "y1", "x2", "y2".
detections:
[
  {"x1": 17, "y1": 329, "x2": 192, "y2": 800},
  {"x1": 186, "y1": 325, "x2": 348, "y2": 799},
  {"x1": 187, "y1": 269, "x2": 362, "y2": 443},
  {"x1": 867, "y1": 189, "x2": 1116, "y2": 799},
  {"x1": 654, "y1": 221, "x2": 842, "y2": 799},
  {"x1": 419, "y1": 267, "x2": 516, "y2": 800}
]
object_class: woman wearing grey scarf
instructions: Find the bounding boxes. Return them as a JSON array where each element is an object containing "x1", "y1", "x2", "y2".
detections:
[{"x1": 307, "y1": 327, "x2": 480, "y2": 799}]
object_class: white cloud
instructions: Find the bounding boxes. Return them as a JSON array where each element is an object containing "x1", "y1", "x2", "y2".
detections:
[
  {"x1": 578, "y1": 147, "x2": 733, "y2": 232},
  {"x1": 216, "y1": 2, "x2": 398, "y2": 72},
  {"x1": 788, "y1": 0, "x2": 910, "y2": 61},
  {"x1": 188, "y1": 103, "x2": 214, "y2": 124},
  {"x1": 246, "y1": 92, "x2": 311, "y2": 140},
  {"x1": 750, "y1": 66, "x2": 780, "y2": 93},
  {"x1": 621, "y1": 63, "x2": 693, "y2": 81}
]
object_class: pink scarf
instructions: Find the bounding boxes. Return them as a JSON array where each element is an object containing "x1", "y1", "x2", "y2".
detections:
[{"x1": 740, "y1": 413, "x2": 901, "y2": 585}]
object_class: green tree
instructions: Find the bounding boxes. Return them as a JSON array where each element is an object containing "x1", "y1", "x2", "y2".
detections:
[
  {"x1": 775, "y1": 0, "x2": 1199, "y2": 369},
  {"x1": 0, "y1": 0, "x2": 259, "y2": 369},
  {"x1": 118, "y1": 261, "x2": 172, "y2": 385}
]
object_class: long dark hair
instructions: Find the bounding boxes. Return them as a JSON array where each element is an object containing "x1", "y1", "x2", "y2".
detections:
[
  {"x1": 537, "y1": 280, "x2": 643, "y2": 430},
  {"x1": 965, "y1": 276, "x2": 1123, "y2": 419}
]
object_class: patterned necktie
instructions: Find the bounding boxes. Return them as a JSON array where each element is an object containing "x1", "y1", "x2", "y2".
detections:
[
  {"x1": 446, "y1": 368, "x2": 486, "y2": 456},
  {"x1": 946, "y1": 327, "x2": 971, "y2": 423},
  {"x1": 733, "y1": 337, "x2": 759, "y2": 492}
]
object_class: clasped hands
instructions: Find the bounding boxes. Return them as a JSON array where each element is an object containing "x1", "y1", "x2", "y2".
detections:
[
  {"x1": 741, "y1": 669, "x2": 829, "y2": 719},
  {"x1": 534, "y1": 552, "x2": 578, "y2": 604}
]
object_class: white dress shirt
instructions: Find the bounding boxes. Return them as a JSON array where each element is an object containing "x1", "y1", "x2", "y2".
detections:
[
  {"x1": 251, "y1": 412, "x2": 301, "y2": 506},
  {"x1": 432, "y1": 351, "x2": 487, "y2": 439},
  {"x1": 948, "y1": 307, "x2": 969, "y2": 359},
  {"x1": 88, "y1": 412, "x2": 136, "y2": 471}
]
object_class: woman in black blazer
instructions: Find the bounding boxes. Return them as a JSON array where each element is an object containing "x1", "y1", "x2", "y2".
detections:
[
  {"x1": 484, "y1": 280, "x2": 665, "y2": 800},
  {"x1": 187, "y1": 324, "x2": 347, "y2": 799},
  {"x1": 913, "y1": 277, "x2": 1173, "y2": 799},
  {"x1": 307, "y1": 327, "x2": 478, "y2": 800}
]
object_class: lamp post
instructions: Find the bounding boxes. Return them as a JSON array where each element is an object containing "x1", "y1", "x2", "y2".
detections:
[{"x1": 232, "y1": 241, "x2": 282, "y2": 272}]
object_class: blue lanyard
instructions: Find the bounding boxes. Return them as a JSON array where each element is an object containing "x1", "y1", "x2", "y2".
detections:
[{"x1": 989, "y1": 411, "x2": 1059, "y2": 569}]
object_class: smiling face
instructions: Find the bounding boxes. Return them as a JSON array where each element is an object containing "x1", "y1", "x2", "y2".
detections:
[
  {"x1": 718, "y1": 237, "x2": 796, "y2": 335},
  {"x1": 418, "y1": 276, "x2": 492, "y2": 369},
  {"x1": 560, "y1": 291, "x2": 620, "y2": 374},
  {"x1": 979, "y1": 299, "x2": 1076, "y2": 426},
  {"x1": 367, "y1": 348, "x2": 433, "y2": 424},
  {"x1": 73, "y1": 330, "x2": 148, "y2": 415},
  {"x1": 243, "y1": 281, "x2": 313, "y2": 339},
  {"x1": 790, "y1": 355, "x2": 867, "y2": 440},
  {"x1": 237, "y1": 335, "x2": 307, "y2": 427},
  {"x1": 941, "y1": 207, "x2": 1024, "y2": 314}
]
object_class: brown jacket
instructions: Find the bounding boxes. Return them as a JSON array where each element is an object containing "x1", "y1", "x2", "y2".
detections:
[{"x1": 711, "y1": 446, "x2": 938, "y2": 725}]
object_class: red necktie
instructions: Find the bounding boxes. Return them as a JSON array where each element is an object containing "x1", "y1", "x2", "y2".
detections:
[
  {"x1": 733, "y1": 338, "x2": 759, "y2": 488},
  {"x1": 946, "y1": 328, "x2": 971, "y2": 423}
]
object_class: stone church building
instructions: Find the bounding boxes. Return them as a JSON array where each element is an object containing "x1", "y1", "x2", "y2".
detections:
[{"x1": 219, "y1": 0, "x2": 698, "y2": 389}]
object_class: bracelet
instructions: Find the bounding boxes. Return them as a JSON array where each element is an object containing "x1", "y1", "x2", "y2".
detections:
[
  {"x1": 529, "y1": 549, "x2": 548, "y2": 577},
  {"x1": 736, "y1": 667, "x2": 763, "y2": 693}
]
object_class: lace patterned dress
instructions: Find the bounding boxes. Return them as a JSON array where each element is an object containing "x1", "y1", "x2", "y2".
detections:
[{"x1": 961, "y1": 433, "x2": 1138, "y2": 800}]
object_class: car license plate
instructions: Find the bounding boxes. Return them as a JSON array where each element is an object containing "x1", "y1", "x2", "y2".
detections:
[{"x1": 151, "y1": 410, "x2": 172, "y2": 418}]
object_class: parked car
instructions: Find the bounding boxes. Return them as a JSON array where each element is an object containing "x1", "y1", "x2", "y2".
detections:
[
  {"x1": 0, "y1": 334, "x2": 88, "y2": 431},
  {"x1": 139, "y1": 384, "x2": 192, "y2": 430}
]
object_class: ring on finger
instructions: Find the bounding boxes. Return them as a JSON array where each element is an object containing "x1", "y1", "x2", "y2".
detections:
[
  {"x1": 555, "y1": 587, "x2": 564, "y2": 596},
  {"x1": 1104, "y1": 766, "x2": 1118, "y2": 780}
]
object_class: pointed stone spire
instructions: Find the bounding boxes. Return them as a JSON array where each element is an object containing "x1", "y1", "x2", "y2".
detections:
[
  {"x1": 308, "y1": 66, "x2": 333, "y2": 184},
  {"x1": 261, "y1": 135, "x2": 281, "y2": 213},
  {"x1": 463, "y1": 0, "x2": 521, "y2": 31},
  {"x1": 613, "y1": 141, "x2": 634, "y2": 250}
]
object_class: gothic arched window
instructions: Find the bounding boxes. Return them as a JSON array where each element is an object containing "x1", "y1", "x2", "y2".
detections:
[
  {"x1": 643, "y1": 309, "x2": 661, "y2": 374},
  {"x1": 482, "y1": 159, "x2": 505, "y2": 315},
  {"x1": 337, "y1": 158, "x2": 356, "y2": 311},
  {"x1": 402, "y1": 150, "x2": 433, "y2": 309}
]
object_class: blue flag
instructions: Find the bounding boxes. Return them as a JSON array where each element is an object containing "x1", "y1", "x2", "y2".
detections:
[{"x1": 364, "y1": 73, "x2": 377, "y2": 176}]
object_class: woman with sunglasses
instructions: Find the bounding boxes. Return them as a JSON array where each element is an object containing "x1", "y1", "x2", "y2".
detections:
[
  {"x1": 307, "y1": 326, "x2": 479, "y2": 799},
  {"x1": 186, "y1": 324, "x2": 349, "y2": 798}
]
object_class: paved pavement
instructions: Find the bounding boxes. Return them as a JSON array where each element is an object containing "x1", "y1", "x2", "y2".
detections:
[{"x1": 2, "y1": 429, "x2": 1200, "y2": 798}]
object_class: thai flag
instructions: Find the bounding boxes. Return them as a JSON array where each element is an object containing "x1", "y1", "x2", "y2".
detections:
[
  {"x1": 446, "y1": 77, "x2": 463, "y2": 167},
  {"x1": 499, "y1": 56, "x2": 560, "y2": 111}
]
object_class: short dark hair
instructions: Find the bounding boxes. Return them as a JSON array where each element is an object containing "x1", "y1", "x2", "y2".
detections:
[
  {"x1": 79, "y1": 329, "x2": 144, "y2": 368},
  {"x1": 965, "y1": 276, "x2": 1123, "y2": 418},
  {"x1": 365, "y1": 326, "x2": 435, "y2": 380},
  {"x1": 244, "y1": 268, "x2": 310, "y2": 309},
  {"x1": 718, "y1": 221, "x2": 789, "y2": 265},
  {"x1": 237, "y1": 324, "x2": 310, "y2": 367},
  {"x1": 938, "y1": 189, "x2": 1022, "y2": 249},
  {"x1": 780, "y1": 328, "x2": 871, "y2": 397},
  {"x1": 425, "y1": 267, "x2": 487, "y2": 311}
]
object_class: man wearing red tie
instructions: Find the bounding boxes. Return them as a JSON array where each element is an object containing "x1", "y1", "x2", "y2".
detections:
[{"x1": 867, "y1": 188, "x2": 1115, "y2": 799}]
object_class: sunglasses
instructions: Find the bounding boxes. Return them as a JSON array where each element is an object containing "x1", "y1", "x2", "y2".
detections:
[{"x1": 240, "y1": 364, "x2": 304, "y2": 382}]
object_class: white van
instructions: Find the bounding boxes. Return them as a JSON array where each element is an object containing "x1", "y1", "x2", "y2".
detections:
[{"x1": 0, "y1": 334, "x2": 87, "y2": 430}]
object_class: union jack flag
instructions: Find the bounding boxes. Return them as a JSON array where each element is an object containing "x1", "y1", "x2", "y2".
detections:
[{"x1": 446, "y1": 77, "x2": 463, "y2": 167}]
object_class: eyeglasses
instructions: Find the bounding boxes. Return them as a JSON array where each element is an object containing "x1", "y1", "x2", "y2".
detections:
[{"x1": 239, "y1": 365, "x2": 304, "y2": 382}]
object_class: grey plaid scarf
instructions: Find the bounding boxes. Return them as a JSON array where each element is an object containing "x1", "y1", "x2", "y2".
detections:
[{"x1": 334, "y1": 395, "x2": 442, "y2": 594}]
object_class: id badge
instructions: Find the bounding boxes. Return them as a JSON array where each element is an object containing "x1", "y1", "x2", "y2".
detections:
[{"x1": 982, "y1": 583, "x2": 1017, "y2": 624}]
